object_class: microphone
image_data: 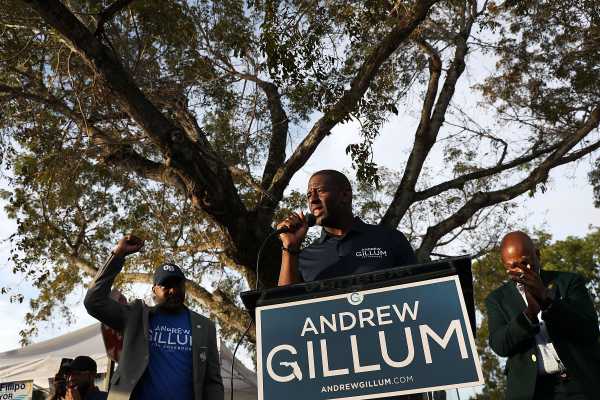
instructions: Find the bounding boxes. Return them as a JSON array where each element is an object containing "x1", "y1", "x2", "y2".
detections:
[
  {"x1": 231, "y1": 216, "x2": 316, "y2": 400},
  {"x1": 274, "y1": 213, "x2": 316, "y2": 234}
]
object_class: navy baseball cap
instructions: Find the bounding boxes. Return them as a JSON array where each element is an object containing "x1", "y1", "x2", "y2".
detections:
[
  {"x1": 65, "y1": 356, "x2": 97, "y2": 373},
  {"x1": 153, "y1": 263, "x2": 186, "y2": 285}
]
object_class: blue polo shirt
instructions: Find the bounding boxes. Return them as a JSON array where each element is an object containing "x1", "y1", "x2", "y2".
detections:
[{"x1": 298, "y1": 218, "x2": 417, "y2": 282}]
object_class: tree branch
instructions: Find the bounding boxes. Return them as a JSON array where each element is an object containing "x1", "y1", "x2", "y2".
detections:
[
  {"x1": 23, "y1": 0, "x2": 251, "y2": 260},
  {"x1": 228, "y1": 165, "x2": 277, "y2": 204},
  {"x1": 102, "y1": 147, "x2": 188, "y2": 192},
  {"x1": 416, "y1": 106, "x2": 600, "y2": 260},
  {"x1": 415, "y1": 39, "x2": 442, "y2": 125},
  {"x1": 445, "y1": 106, "x2": 510, "y2": 165},
  {"x1": 94, "y1": 0, "x2": 134, "y2": 37},
  {"x1": 23, "y1": 0, "x2": 173, "y2": 150},
  {"x1": 382, "y1": 3, "x2": 475, "y2": 228},
  {"x1": 262, "y1": 0, "x2": 439, "y2": 206},
  {"x1": 67, "y1": 254, "x2": 98, "y2": 276},
  {"x1": 413, "y1": 141, "x2": 562, "y2": 201},
  {"x1": 0, "y1": 83, "x2": 188, "y2": 191},
  {"x1": 201, "y1": 53, "x2": 289, "y2": 201},
  {"x1": 257, "y1": 80, "x2": 289, "y2": 194}
]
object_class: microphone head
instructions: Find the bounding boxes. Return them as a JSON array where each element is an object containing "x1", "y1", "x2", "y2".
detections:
[{"x1": 305, "y1": 213, "x2": 316, "y2": 227}]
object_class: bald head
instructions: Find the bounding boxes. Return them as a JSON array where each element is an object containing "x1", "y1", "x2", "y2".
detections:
[{"x1": 500, "y1": 231, "x2": 541, "y2": 273}]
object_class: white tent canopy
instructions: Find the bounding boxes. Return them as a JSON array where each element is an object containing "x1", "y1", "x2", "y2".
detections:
[{"x1": 0, "y1": 323, "x2": 257, "y2": 399}]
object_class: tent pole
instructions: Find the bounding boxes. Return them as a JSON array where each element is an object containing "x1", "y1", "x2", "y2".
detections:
[{"x1": 103, "y1": 359, "x2": 115, "y2": 391}]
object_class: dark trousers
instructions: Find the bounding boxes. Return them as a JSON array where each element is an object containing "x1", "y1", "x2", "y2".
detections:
[{"x1": 533, "y1": 373, "x2": 588, "y2": 400}]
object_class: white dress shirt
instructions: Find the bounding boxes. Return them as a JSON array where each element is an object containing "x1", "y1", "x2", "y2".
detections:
[{"x1": 517, "y1": 284, "x2": 565, "y2": 375}]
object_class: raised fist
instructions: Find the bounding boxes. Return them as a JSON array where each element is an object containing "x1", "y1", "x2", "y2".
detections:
[
  {"x1": 277, "y1": 212, "x2": 309, "y2": 251},
  {"x1": 112, "y1": 235, "x2": 144, "y2": 258}
]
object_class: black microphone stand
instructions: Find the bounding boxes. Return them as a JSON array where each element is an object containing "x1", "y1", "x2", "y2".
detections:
[{"x1": 229, "y1": 215, "x2": 315, "y2": 400}]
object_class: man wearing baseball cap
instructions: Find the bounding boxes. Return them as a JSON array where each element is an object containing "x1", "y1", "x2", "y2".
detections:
[
  {"x1": 62, "y1": 356, "x2": 108, "y2": 400},
  {"x1": 84, "y1": 235, "x2": 223, "y2": 400}
]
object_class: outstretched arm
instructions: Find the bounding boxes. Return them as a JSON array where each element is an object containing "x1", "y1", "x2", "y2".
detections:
[{"x1": 84, "y1": 235, "x2": 144, "y2": 331}]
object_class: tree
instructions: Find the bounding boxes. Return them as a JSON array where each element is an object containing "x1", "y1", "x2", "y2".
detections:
[
  {"x1": 472, "y1": 228, "x2": 600, "y2": 399},
  {"x1": 590, "y1": 160, "x2": 600, "y2": 208},
  {"x1": 1, "y1": 0, "x2": 599, "y2": 346}
]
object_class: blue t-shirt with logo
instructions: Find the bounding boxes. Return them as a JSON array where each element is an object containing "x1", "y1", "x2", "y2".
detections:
[{"x1": 132, "y1": 309, "x2": 193, "y2": 400}]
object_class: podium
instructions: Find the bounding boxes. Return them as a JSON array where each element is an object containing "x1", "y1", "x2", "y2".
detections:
[{"x1": 241, "y1": 256, "x2": 483, "y2": 400}]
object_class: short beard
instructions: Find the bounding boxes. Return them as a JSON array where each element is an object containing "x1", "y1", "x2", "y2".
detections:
[
  {"x1": 156, "y1": 297, "x2": 185, "y2": 313},
  {"x1": 319, "y1": 213, "x2": 345, "y2": 229},
  {"x1": 74, "y1": 381, "x2": 91, "y2": 396}
]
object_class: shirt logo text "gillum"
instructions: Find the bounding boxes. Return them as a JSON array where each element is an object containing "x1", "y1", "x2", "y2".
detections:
[{"x1": 355, "y1": 248, "x2": 387, "y2": 259}]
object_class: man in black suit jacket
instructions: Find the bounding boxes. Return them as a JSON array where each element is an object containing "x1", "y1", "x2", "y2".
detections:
[{"x1": 485, "y1": 231, "x2": 600, "y2": 400}]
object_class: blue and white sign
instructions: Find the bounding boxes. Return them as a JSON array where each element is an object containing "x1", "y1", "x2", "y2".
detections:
[
  {"x1": 0, "y1": 380, "x2": 33, "y2": 400},
  {"x1": 256, "y1": 276, "x2": 483, "y2": 400}
]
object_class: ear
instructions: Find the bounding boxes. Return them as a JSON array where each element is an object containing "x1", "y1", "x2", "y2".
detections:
[
  {"x1": 341, "y1": 188, "x2": 352, "y2": 206},
  {"x1": 533, "y1": 248, "x2": 542, "y2": 271}
]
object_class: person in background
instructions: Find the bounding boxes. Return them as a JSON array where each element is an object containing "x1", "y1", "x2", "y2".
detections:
[
  {"x1": 486, "y1": 231, "x2": 600, "y2": 400},
  {"x1": 49, "y1": 372, "x2": 67, "y2": 400},
  {"x1": 62, "y1": 356, "x2": 107, "y2": 400}
]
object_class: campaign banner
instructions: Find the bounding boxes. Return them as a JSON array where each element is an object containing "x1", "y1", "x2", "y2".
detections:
[
  {"x1": 256, "y1": 276, "x2": 483, "y2": 400},
  {"x1": 0, "y1": 380, "x2": 33, "y2": 400}
]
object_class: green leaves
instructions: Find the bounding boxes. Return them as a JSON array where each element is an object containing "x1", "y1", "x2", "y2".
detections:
[
  {"x1": 345, "y1": 141, "x2": 380, "y2": 187},
  {"x1": 590, "y1": 157, "x2": 600, "y2": 208},
  {"x1": 479, "y1": 0, "x2": 600, "y2": 132}
]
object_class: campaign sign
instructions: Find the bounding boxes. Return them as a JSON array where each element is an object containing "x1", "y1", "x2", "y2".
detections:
[
  {"x1": 0, "y1": 380, "x2": 33, "y2": 400},
  {"x1": 256, "y1": 276, "x2": 483, "y2": 400}
]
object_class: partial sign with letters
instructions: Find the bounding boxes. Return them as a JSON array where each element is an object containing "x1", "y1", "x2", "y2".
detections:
[
  {"x1": 256, "y1": 276, "x2": 483, "y2": 400},
  {"x1": 0, "y1": 380, "x2": 33, "y2": 400}
]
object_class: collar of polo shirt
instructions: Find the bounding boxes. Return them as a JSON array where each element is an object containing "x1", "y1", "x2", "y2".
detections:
[{"x1": 316, "y1": 217, "x2": 368, "y2": 244}]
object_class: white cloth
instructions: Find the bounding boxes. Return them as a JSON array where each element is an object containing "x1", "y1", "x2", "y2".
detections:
[
  {"x1": 0, "y1": 323, "x2": 257, "y2": 398},
  {"x1": 517, "y1": 284, "x2": 565, "y2": 375}
]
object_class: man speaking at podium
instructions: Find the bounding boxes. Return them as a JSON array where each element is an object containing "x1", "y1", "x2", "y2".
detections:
[
  {"x1": 277, "y1": 170, "x2": 424, "y2": 400},
  {"x1": 277, "y1": 169, "x2": 417, "y2": 285}
]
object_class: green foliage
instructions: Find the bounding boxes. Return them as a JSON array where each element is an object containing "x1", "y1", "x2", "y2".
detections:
[
  {"x1": 480, "y1": 0, "x2": 600, "y2": 134},
  {"x1": 590, "y1": 157, "x2": 600, "y2": 208}
]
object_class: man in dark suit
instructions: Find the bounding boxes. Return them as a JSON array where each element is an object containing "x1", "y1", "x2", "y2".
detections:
[{"x1": 485, "y1": 231, "x2": 600, "y2": 400}]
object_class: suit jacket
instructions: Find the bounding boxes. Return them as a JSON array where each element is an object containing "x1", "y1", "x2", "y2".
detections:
[
  {"x1": 84, "y1": 255, "x2": 224, "y2": 400},
  {"x1": 485, "y1": 270, "x2": 600, "y2": 400}
]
